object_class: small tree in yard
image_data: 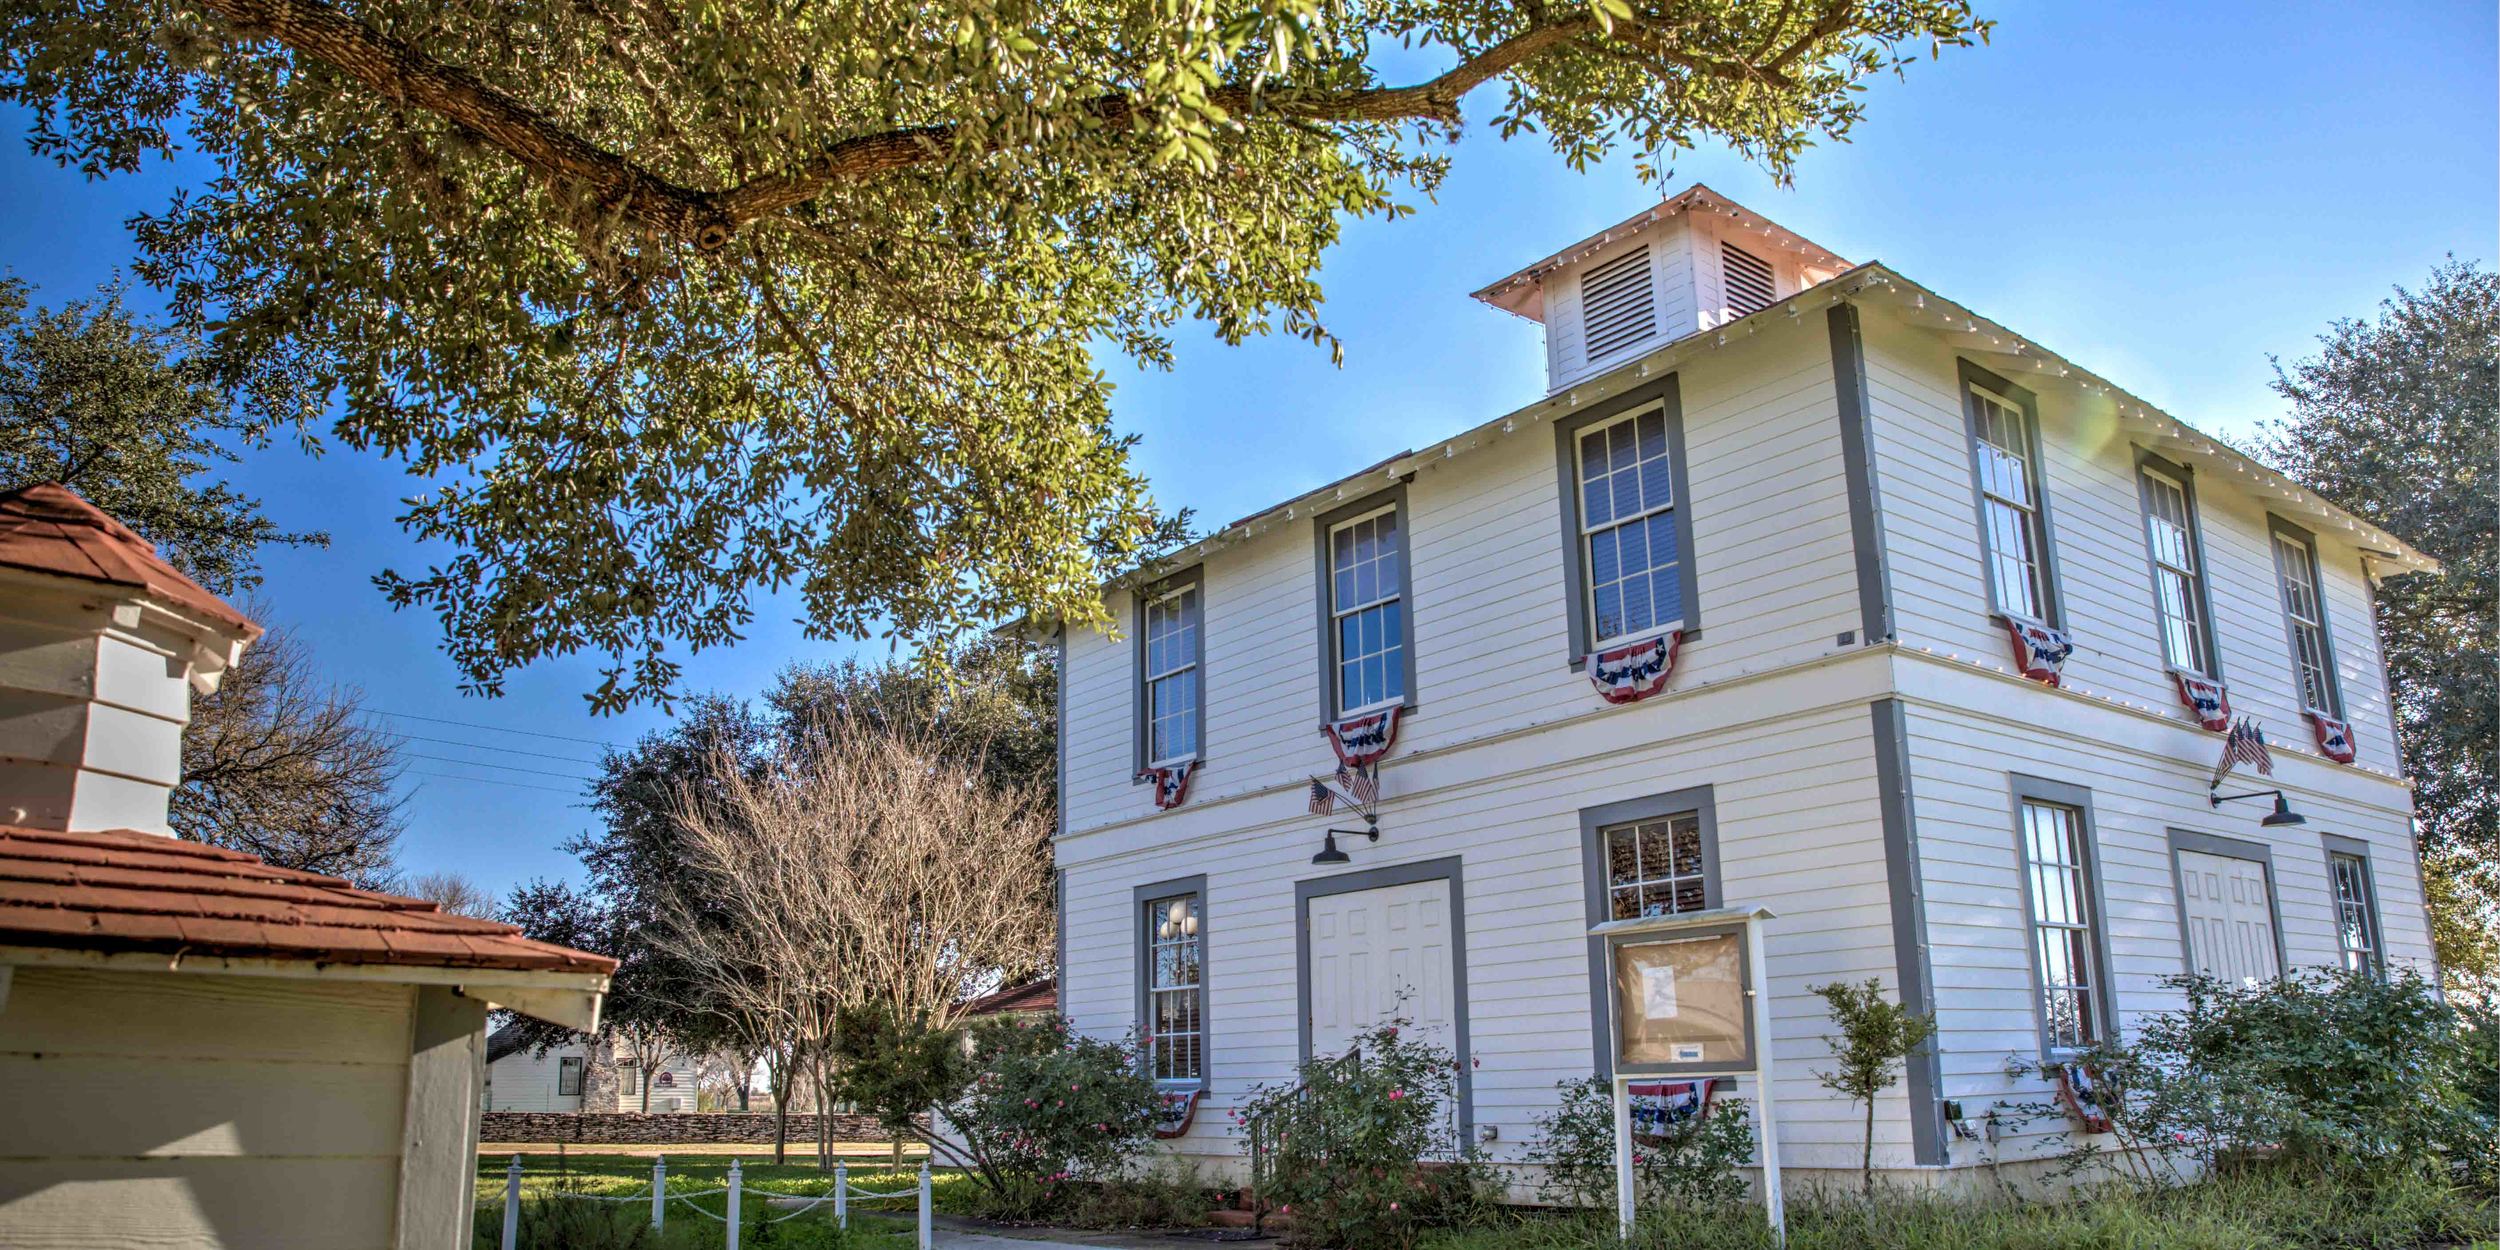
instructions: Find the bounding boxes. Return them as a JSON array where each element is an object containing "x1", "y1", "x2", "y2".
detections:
[
  {"x1": 1811, "y1": 978, "x2": 1937, "y2": 1196},
  {"x1": 830, "y1": 1003, "x2": 972, "y2": 1171}
]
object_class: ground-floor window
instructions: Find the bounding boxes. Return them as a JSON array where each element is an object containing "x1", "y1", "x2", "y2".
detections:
[
  {"x1": 1145, "y1": 890, "x2": 1206, "y2": 1086},
  {"x1": 557, "y1": 1056, "x2": 585, "y2": 1096},
  {"x1": 2325, "y1": 837, "x2": 2384, "y2": 978},
  {"x1": 2013, "y1": 776, "x2": 2110, "y2": 1057}
]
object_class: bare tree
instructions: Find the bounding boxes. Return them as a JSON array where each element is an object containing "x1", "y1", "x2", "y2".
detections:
[
  {"x1": 662, "y1": 715, "x2": 1054, "y2": 1168},
  {"x1": 404, "y1": 870, "x2": 497, "y2": 919},
  {"x1": 173, "y1": 623, "x2": 404, "y2": 887}
]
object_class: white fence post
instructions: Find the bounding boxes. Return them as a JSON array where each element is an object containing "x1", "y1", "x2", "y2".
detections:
[
  {"x1": 726, "y1": 1159, "x2": 742, "y2": 1250},
  {"x1": 917, "y1": 1161, "x2": 932, "y2": 1250},
  {"x1": 499, "y1": 1155, "x2": 521, "y2": 1250},
  {"x1": 651, "y1": 1155, "x2": 666, "y2": 1231},
  {"x1": 834, "y1": 1161, "x2": 848, "y2": 1228}
]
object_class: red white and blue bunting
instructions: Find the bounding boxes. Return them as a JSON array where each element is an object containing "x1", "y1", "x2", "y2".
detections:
[
  {"x1": 2055, "y1": 1063, "x2": 2113, "y2": 1135},
  {"x1": 1996, "y1": 615, "x2": 2075, "y2": 687},
  {"x1": 1152, "y1": 1088, "x2": 1203, "y2": 1139},
  {"x1": 1323, "y1": 705, "x2": 1403, "y2": 769},
  {"x1": 1589, "y1": 630, "x2": 1683, "y2": 705},
  {"x1": 2170, "y1": 670, "x2": 2232, "y2": 731},
  {"x1": 1626, "y1": 1077, "x2": 1718, "y2": 1144},
  {"x1": 2307, "y1": 711, "x2": 2357, "y2": 764},
  {"x1": 1145, "y1": 760, "x2": 1196, "y2": 810}
]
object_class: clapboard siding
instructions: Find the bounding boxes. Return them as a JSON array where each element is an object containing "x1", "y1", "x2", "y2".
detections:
[
  {"x1": 1065, "y1": 313, "x2": 1860, "y2": 835},
  {"x1": 1062, "y1": 658, "x2": 1914, "y2": 1174},
  {"x1": 0, "y1": 967, "x2": 414, "y2": 1250},
  {"x1": 1855, "y1": 315, "x2": 2402, "y2": 777}
]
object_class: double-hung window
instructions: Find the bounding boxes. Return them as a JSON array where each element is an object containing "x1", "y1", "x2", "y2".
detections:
[
  {"x1": 2326, "y1": 843, "x2": 2384, "y2": 978},
  {"x1": 557, "y1": 1056, "x2": 585, "y2": 1097},
  {"x1": 1144, "y1": 892, "x2": 1206, "y2": 1086},
  {"x1": 1139, "y1": 578, "x2": 1202, "y2": 768},
  {"x1": 2017, "y1": 790, "x2": 2107, "y2": 1054},
  {"x1": 1600, "y1": 809, "x2": 1709, "y2": 920},
  {"x1": 1326, "y1": 504, "x2": 1407, "y2": 715},
  {"x1": 1965, "y1": 368, "x2": 2056, "y2": 623},
  {"x1": 1575, "y1": 405, "x2": 1685, "y2": 648},
  {"x1": 2138, "y1": 460, "x2": 2215, "y2": 676},
  {"x1": 2270, "y1": 524, "x2": 2341, "y2": 716}
]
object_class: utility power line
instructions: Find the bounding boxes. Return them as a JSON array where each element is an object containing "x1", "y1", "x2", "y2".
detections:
[
  {"x1": 401, "y1": 770, "x2": 590, "y2": 798},
  {"x1": 372, "y1": 728, "x2": 602, "y2": 767},
  {"x1": 398, "y1": 752, "x2": 597, "y2": 783},
  {"x1": 367, "y1": 708, "x2": 627, "y2": 749}
]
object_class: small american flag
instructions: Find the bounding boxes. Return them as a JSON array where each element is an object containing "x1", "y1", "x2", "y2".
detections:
[
  {"x1": 2210, "y1": 718, "x2": 2273, "y2": 790},
  {"x1": 1307, "y1": 779, "x2": 1335, "y2": 816},
  {"x1": 1339, "y1": 765, "x2": 1379, "y2": 808}
]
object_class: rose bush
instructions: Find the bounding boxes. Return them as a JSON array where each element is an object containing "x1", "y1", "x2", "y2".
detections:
[{"x1": 941, "y1": 1015, "x2": 1163, "y2": 1217}]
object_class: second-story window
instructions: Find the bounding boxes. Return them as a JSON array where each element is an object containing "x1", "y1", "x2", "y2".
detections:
[
  {"x1": 2138, "y1": 462, "x2": 2214, "y2": 676},
  {"x1": 1577, "y1": 406, "x2": 1683, "y2": 647},
  {"x1": 1142, "y1": 581, "x2": 1202, "y2": 766},
  {"x1": 2270, "y1": 524, "x2": 2341, "y2": 716},
  {"x1": 1327, "y1": 504, "x2": 1407, "y2": 715},
  {"x1": 1965, "y1": 370, "x2": 2055, "y2": 623}
]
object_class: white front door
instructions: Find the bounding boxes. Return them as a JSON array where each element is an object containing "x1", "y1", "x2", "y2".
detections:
[
  {"x1": 1307, "y1": 878, "x2": 1458, "y2": 1061},
  {"x1": 2177, "y1": 849, "x2": 2279, "y2": 986}
]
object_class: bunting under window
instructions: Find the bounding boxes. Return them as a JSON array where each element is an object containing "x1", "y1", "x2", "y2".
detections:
[
  {"x1": 1322, "y1": 705, "x2": 1403, "y2": 769},
  {"x1": 2307, "y1": 710, "x2": 2357, "y2": 764},
  {"x1": 1997, "y1": 615, "x2": 2074, "y2": 687},
  {"x1": 2170, "y1": 670, "x2": 2231, "y2": 731},
  {"x1": 1589, "y1": 630, "x2": 1682, "y2": 705},
  {"x1": 1146, "y1": 760, "x2": 1196, "y2": 810}
]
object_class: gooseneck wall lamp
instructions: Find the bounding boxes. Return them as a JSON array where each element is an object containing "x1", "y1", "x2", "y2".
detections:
[
  {"x1": 1312, "y1": 817, "x2": 1382, "y2": 865},
  {"x1": 2208, "y1": 787, "x2": 2307, "y2": 828}
]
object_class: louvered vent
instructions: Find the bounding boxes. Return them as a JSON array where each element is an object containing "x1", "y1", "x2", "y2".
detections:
[
  {"x1": 1578, "y1": 245, "x2": 1656, "y2": 362},
  {"x1": 1722, "y1": 241, "x2": 1777, "y2": 316}
]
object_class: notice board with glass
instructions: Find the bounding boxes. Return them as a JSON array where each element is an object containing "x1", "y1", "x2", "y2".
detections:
[{"x1": 1608, "y1": 924, "x2": 1755, "y2": 1074}]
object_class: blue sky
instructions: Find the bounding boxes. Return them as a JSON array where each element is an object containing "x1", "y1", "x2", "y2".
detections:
[{"x1": 2, "y1": 2, "x2": 2490, "y2": 898}]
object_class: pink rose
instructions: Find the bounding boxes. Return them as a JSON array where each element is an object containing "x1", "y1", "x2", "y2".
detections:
[{"x1": 1387, "y1": 1089, "x2": 1404, "y2": 1101}]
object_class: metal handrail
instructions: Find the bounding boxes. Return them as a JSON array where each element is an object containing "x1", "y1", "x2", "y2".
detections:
[{"x1": 1243, "y1": 1048, "x2": 1361, "y2": 1233}]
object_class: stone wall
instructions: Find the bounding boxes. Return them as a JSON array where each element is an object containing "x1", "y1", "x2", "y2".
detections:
[{"x1": 479, "y1": 1111, "x2": 901, "y2": 1145}]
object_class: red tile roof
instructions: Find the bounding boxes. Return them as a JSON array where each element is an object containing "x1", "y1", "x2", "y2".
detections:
[
  {"x1": 0, "y1": 483, "x2": 260, "y2": 638},
  {"x1": 961, "y1": 978, "x2": 1057, "y2": 1017},
  {"x1": 0, "y1": 825, "x2": 616, "y2": 977}
]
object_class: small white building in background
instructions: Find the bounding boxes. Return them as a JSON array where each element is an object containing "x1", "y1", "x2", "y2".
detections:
[
  {"x1": 483, "y1": 1026, "x2": 705, "y2": 1113},
  {"x1": 0, "y1": 483, "x2": 614, "y2": 1249},
  {"x1": 1045, "y1": 186, "x2": 2440, "y2": 1186}
]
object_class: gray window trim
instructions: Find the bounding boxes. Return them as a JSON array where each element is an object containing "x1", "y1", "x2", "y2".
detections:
[
  {"x1": 1134, "y1": 874, "x2": 1212, "y2": 1091},
  {"x1": 1578, "y1": 785, "x2": 1721, "y2": 1078},
  {"x1": 2133, "y1": 448, "x2": 2226, "y2": 681},
  {"x1": 1294, "y1": 856, "x2": 1473, "y2": 1140},
  {"x1": 1552, "y1": 374, "x2": 1701, "y2": 669},
  {"x1": 2008, "y1": 773, "x2": 2115, "y2": 1060},
  {"x1": 1870, "y1": 699, "x2": 1943, "y2": 1165},
  {"x1": 2164, "y1": 828, "x2": 2286, "y2": 979},
  {"x1": 1132, "y1": 565, "x2": 1207, "y2": 783},
  {"x1": 1312, "y1": 482, "x2": 1420, "y2": 721},
  {"x1": 1959, "y1": 359, "x2": 2066, "y2": 628},
  {"x1": 2320, "y1": 834, "x2": 2387, "y2": 979},
  {"x1": 2266, "y1": 515, "x2": 2345, "y2": 719}
]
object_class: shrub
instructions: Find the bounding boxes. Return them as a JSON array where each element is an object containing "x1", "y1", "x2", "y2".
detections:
[
  {"x1": 1809, "y1": 979, "x2": 1936, "y2": 1196},
  {"x1": 1060, "y1": 1161, "x2": 1216, "y2": 1229},
  {"x1": 1237, "y1": 1020, "x2": 1490, "y2": 1249},
  {"x1": 473, "y1": 1194, "x2": 655, "y2": 1250},
  {"x1": 2058, "y1": 968, "x2": 2491, "y2": 1185},
  {"x1": 942, "y1": 1014, "x2": 1162, "y2": 1218},
  {"x1": 1529, "y1": 1075, "x2": 1753, "y2": 1212},
  {"x1": 829, "y1": 1002, "x2": 972, "y2": 1169}
]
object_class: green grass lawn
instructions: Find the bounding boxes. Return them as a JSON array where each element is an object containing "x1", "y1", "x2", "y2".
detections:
[{"x1": 473, "y1": 1152, "x2": 970, "y2": 1249}]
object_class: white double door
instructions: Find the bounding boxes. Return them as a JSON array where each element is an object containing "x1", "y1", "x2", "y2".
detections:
[
  {"x1": 2177, "y1": 849, "x2": 2280, "y2": 986},
  {"x1": 1306, "y1": 878, "x2": 1459, "y2": 1060}
]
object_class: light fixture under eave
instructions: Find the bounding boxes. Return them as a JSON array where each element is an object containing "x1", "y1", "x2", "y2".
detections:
[
  {"x1": 1312, "y1": 819, "x2": 1382, "y2": 865},
  {"x1": 2209, "y1": 787, "x2": 2306, "y2": 828}
]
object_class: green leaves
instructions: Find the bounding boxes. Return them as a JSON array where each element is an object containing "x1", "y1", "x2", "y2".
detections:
[{"x1": 1, "y1": 0, "x2": 1988, "y2": 709}]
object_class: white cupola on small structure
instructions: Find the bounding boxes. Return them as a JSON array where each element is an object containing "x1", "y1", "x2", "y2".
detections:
[
  {"x1": 0, "y1": 483, "x2": 261, "y2": 835},
  {"x1": 1472, "y1": 184, "x2": 1853, "y2": 393}
]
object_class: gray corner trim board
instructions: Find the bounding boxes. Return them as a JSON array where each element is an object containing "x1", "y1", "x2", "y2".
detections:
[
  {"x1": 1869, "y1": 700, "x2": 1944, "y2": 1165},
  {"x1": 1294, "y1": 856, "x2": 1474, "y2": 1139},
  {"x1": 1134, "y1": 875, "x2": 1212, "y2": 1091},
  {"x1": 2164, "y1": 828, "x2": 2287, "y2": 979},
  {"x1": 1311, "y1": 481, "x2": 1421, "y2": 723},
  {"x1": 395, "y1": 984, "x2": 489, "y2": 1250},
  {"x1": 1958, "y1": 358, "x2": 2067, "y2": 629},
  {"x1": 2132, "y1": 448, "x2": 2226, "y2": 681},
  {"x1": 1551, "y1": 373, "x2": 1700, "y2": 670},
  {"x1": 1828, "y1": 304, "x2": 1895, "y2": 643},
  {"x1": 1577, "y1": 785, "x2": 1722, "y2": 1079},
  {"x1": 2319, "y1": 833, "x2": 2388, "y2": 978},
  {"x1": 1131, "y1": 564, "x2": 1207, "y2": 783},
  {"x1": 1054, "y1": 628, "x2": 1070, "y2": 985},
  {"x1": 2266, "y1": 513, "x2": 2346, "y2": 720},
  {"x1": 2007, "y1": 773, "x2": 2117, "y2": 1062}
]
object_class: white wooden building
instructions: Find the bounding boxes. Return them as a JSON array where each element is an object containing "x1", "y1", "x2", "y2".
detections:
[
  {"x1": 482, "y1": 1026, "x2": 704, "y2": 1113},
  {"x1": 1047, "y1": 186, "x2": 2440, "y2": 1184}
]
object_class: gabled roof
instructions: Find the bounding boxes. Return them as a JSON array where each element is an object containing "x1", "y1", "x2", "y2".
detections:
[
  {"x1": 0, "y1": 824, "x2": 617, "y2": 977},
  {"x1": 960, "y1": 977, "x2": 1057, "y2": 1017},
  {"x1": 0, "y1": 483, "x2": 261, "y2": 640},
  {"x1": 1469, "y1": 184, "x2": 1853, "y2": 322}
]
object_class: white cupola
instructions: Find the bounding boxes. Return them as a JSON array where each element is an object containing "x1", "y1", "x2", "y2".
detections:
[
  {"x1": 0, "y1": 484, "x2": 260, "y2": 835},
  {"x1": 1471, "y1": 184, "x2": 1853, "y2": 392}
]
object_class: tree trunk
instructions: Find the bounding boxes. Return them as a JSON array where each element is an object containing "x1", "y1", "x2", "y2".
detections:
[{"x1": 1861, "y1": 1097, "x2": 1876, "y2": 1197}]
